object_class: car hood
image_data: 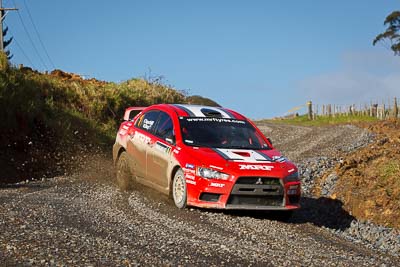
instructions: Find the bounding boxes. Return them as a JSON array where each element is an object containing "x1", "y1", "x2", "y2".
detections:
[{"x1": 183, "y1": 147, "x2": 296, "y2": 176}]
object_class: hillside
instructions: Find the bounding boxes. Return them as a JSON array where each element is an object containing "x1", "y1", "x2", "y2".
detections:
[
  {"x1": 0, "y1": 53, "x2": 218, "y2": 183},
  {"x1": 315, "y1": 120, "x2": 400, "y2": 228}
]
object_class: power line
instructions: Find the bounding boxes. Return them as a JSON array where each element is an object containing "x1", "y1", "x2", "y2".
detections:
[
  {"x1": 22, "y1": 0, "x2": 55, "y2": 69},
  {"x1": 13, "y1": 39, "x2": 35, "y2": 68},
  {"x1": 5, "y1": 21, "x2": 36, "y2": 68},
  {"x1": 11, "y1": 0, "x2": 48, "y2": 70}
]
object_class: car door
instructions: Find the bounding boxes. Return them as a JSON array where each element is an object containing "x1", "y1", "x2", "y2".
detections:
[
  {"x1": 127, "y1": 110, "x2": 160, "y2": 179},
  {"x1": 146, "y1": 111, "x2": 175, "y2": 188}
]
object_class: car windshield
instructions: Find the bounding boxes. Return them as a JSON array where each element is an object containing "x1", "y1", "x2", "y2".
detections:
[{"x1": 179, "y1": 117, "x2": 270, "y2": 150}]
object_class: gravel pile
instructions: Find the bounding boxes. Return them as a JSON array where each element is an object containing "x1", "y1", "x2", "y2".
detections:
[
  {"x1": 297, "y1": 157, "x2": 337, "y2": 196},
  {"x1": 331, "y1": 220, "x2": 400, "y2": 256}
]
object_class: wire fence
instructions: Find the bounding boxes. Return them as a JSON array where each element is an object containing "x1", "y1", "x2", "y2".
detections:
[{"x1": 286, "y1": 97, "x2": 399, "y2": 120}]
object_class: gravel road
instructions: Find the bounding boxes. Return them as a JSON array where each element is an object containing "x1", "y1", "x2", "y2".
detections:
[{"x1": 1, "y1": 123, "x2": 399, "y2": 266}]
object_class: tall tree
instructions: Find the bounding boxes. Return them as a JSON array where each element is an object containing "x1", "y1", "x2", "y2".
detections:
[
  {"x1": 373, "y1": 11, "x2": 400, "y2": 55},
  {"x1": 2, "y1": 25, "x2": 13, "y2": 60},
  {"x1": 1, "y1": 9, "x2": 13, "y2": 60}
]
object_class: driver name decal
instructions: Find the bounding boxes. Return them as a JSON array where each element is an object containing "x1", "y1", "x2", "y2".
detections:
[{"x1": 239, "y1": 164, "x2": 274, "y2": 171}]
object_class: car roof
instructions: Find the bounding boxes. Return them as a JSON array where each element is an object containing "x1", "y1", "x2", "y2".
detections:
[{"x1": 147, "y1": 104, "x2": 247, "y2": 120}]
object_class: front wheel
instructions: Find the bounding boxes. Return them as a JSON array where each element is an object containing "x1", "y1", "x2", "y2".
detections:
[
  {"x1": 172, "y1": 169, "x2": 187, "y2": 209},
  {"x1": 116, "y1": 151, "x2": 132, "y2": 191}
]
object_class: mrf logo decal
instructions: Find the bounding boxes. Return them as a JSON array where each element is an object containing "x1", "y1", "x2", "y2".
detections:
[{"x1": 239, "y1": 164, "x2": 274, "y2": 171}]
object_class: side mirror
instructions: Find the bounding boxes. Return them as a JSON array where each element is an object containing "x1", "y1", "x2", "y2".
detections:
[{"x1": 165, "y1": 136, "x2": 175, "y2": 145}]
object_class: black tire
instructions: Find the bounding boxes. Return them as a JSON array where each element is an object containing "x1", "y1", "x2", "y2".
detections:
[
  {"x1": 116, "y1": 151, "x2": 132, "y2": 191},
  {"x1": 172, "y1": 169, "x2": 187, "y2": 209}
]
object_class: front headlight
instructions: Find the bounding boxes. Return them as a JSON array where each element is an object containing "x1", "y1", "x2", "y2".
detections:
[
  {"x1": 284, "y1": 172, "x2": 300, "y2": 183},
  {"x1": 197, "y1": 167, "x2": 230, "y2": 180}
]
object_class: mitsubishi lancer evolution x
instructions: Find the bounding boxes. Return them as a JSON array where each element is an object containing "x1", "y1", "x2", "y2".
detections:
[{"x1": 113, "y1": 104, "x2": 301, "y2": 215}]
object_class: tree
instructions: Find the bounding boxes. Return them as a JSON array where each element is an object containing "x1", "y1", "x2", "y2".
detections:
[
  {"x1": 2, "y1": 25, "x2": 13, "y2": 60},
  {"x1": 0, "y1": 10, "x2": 13, "y2": 60},
  {"x1": 373, "y1": 11, "x2": 400, "y2": 55}
]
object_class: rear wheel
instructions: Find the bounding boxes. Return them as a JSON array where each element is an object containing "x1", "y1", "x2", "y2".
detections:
[
  {"x1": 116, "y1": 151, "x2": 132, "y2": 191},
  {"x1": 172, "y1": 169, "x2": 187, "y2": 209}
]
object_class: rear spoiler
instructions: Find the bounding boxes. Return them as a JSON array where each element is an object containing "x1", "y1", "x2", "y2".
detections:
[{"x1": 123, "y1": 107, "x2": 147, "y2": 121}]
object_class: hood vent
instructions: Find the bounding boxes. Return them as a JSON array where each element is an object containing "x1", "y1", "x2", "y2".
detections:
[
  {"x1": 201, "y1": 108, "x2": 223, "y2": 118},
  {"x1": 233, "y1": 151, "x2": 251, "y2": 157}
]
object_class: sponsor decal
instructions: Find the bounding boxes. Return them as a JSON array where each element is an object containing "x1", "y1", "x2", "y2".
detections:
[
  {"x1": 185, "y1": 163, "x2": 195, "y2": 170},
  {"x1": 185, "y1": 117, "x2": 245, "y2": 124},
  {"x1": 210, "y1": 182, "x2": 225, "y2": 188},
  {"x1": 183, "y1": 168, "x2": 195, "y2": 174},
  {"x1": 136, "y1": 132, "x2": 151, "y2": 144},
  {"x1": 122, "y1": 125, "x2": 129, "y2": 130},
  {"x1": 239, "y1": 164, "x2": 274, "y2": 171},
  {"x1": 186, "y1": 179, "x2": 196, "y2": 185},
  {"x1": 119, "y1": 129, "x2": 127, "y2": 135},
  {"x1": 185, "y1": 173, "x2": 195, "y2": 180},
  {"x1": 155, "y1": 142, "x2": 172, "y2": 154},
  {"x1": 143, "y1": 119, "x2": 155, "y2": 130},
  {"x1": 288, "y1": 168, "x2": 295, "y2": 173},
  {"x1": 173, "y1": 149, "x2": 180, "y2": 154}
]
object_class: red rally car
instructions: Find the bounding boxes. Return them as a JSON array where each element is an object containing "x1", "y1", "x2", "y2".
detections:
[{"x1": 113, "y1": 104, "x2": 301, "y2": 214}]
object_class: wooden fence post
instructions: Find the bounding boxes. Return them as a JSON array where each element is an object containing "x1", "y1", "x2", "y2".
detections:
[
  {"x1": 371, "y1": 104, "x2": 378, "y2": 118},
  {"x1": 307, "y1": 101, "x2": 313, "y2": 120}
]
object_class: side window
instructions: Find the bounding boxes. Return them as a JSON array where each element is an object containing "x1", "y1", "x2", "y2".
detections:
[
  {"x1": 154, "y1": 112, "x2": 174, "y2": 141},
  {"x1": 135, "y1": 111, "x2": 160, "y2": 133}
]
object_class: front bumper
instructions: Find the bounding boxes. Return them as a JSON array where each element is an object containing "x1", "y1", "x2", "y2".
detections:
[{"x1": 186, "y1": 175, "x2": 301, "y2": 210}]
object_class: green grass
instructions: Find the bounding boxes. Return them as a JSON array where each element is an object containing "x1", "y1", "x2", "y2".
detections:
[
  {"x1": 377, "y1": 160, "x2": 400, "y2": 197},
  {"x1": 380, "y1": 161, "x2": 400, "y2": 181},
  {"x1": 258, "y1": 114, "x2": 378, "y2": 126}
]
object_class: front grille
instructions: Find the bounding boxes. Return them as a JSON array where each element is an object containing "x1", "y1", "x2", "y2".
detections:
[
  {"x1": 235, "y1": 177, "x2": 282, "y2": 185},
  {"x1": 227, "y1": 177, "x2": 284, "y2": 207}
]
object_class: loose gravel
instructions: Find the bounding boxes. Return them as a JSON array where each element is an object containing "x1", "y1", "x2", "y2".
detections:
[
  {"x1": 259, "y1": 122, "x2": 400, "y2": 257},
  {"x1": 1, "y1": 122, "x2": 399, "y2": 266}
]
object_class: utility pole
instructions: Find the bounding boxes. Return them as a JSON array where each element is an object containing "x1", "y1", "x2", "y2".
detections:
[{"x1": 0, "y1": 0, "x2": 18, "y2": 51}]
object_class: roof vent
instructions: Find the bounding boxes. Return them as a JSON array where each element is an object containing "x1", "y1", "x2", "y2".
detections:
[{"x1": 200, "y1": 108, "x2": 223, "y2": 118}]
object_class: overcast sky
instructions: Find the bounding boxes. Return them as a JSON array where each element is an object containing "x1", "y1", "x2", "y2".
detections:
[{"x1": 4, "y1": 0, "x2": 400, "y2": 118}]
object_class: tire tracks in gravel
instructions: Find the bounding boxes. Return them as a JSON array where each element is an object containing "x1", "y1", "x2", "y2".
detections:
[{"x1": 257, "y1": 123, "x2": 372, "y2": 162}]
